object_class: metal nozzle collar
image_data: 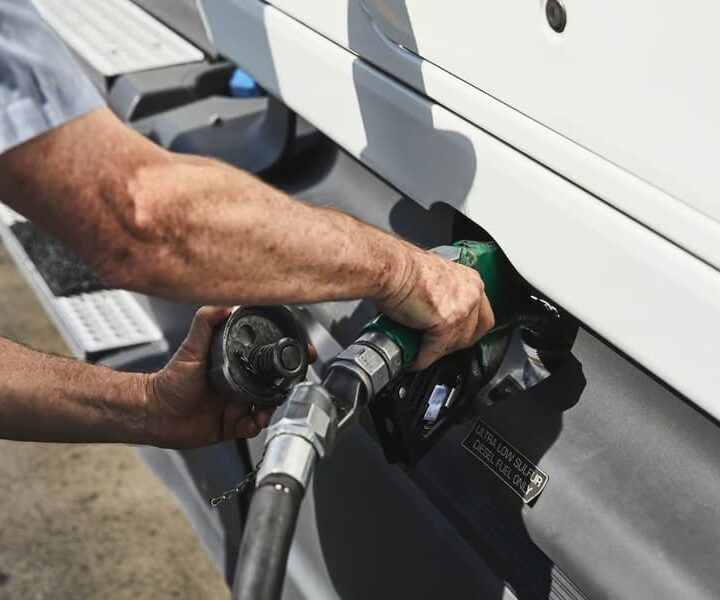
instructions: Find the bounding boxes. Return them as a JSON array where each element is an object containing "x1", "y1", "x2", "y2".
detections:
[
  {"x1": 331, "y1": 333, "x2": 402, "y2": 400},
  {"x1": 263, "y1": 382, "x2": 338, "y2": 459}
]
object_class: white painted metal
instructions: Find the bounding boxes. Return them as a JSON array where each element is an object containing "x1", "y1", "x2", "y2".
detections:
[
  {"x1": 263, "y1": 1, "x2": 720, "y2": 272},
  {"x1": 379, "y1": 0, "x2": 720, "y2": 222},
  {"x1": 200, "y1": 0, "x2": 720, "y2": 417},
  {"x1": 32, "y1": 0, "x2": 203, "y2": 76}
]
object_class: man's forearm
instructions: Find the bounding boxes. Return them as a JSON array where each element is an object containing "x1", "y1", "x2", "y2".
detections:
[
  {"x1": 113, "y1": 152, "x2": 415, "y2": 304},
  {"x1": 0, "y1": 108, "x2": 416, "y2": 306},
  {"x1": 0, "y1": 338, "x2": 149, "y2": 443}
]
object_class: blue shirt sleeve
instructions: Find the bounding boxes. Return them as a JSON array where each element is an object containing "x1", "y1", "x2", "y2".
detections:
[{"x1": 0, "y1": 0, "x2": 105, "y2": 155}]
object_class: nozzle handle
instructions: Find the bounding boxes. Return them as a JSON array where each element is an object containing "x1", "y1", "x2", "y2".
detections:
[{"x1": 363, "y1": 241, "x2": 517, "y2": 368}]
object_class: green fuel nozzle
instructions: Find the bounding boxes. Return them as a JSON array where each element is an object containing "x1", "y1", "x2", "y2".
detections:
[{"x1": 362, "y1": 240, "x2": 521, "y2": 368}]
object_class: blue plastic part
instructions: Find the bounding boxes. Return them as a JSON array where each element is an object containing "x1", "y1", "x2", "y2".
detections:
[{"x1": 229, "y1": 68, "x2": 263, "y2": 98}]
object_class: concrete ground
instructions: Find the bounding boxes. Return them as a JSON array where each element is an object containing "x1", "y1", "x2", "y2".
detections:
[{"x1": 0, "y1": 243, "x2": 230, "y2": 600}]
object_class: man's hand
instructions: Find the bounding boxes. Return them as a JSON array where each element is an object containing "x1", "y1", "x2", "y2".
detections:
[
  {"x1": 145, "y1": 307, "x2": 275, "y2": 449},
  {"x1": 379, "y1": 248, "x2": 495, "y2": 370}
]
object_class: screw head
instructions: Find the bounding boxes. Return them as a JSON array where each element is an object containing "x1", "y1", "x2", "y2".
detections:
[
  {"x1": 545, "y1": 0, "x2": 567, "y2": 33},
  {"x1": 398, "y1": 387, "x2": 407, "y2": 399}
]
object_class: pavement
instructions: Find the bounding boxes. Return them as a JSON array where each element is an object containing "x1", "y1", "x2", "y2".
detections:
[{"x1": 0, "y1": 243, "x2": 230, "y2": 600}]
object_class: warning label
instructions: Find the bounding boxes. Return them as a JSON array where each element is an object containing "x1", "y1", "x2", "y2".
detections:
[{"x1": 462, "y1": 420, "x2": 549, "y2": 504}]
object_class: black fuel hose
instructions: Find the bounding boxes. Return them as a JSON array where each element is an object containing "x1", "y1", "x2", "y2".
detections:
[
  {"x1": 232, "y1": 473, "x2": 305, "y2": 600},
  {"x1": 231, "y1": 367, "x2": 367, "y2": 599}
]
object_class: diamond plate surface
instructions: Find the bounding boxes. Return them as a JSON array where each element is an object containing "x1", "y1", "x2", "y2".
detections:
[{"x1": 32, "y1": 0, "x2": 204, "y2": 76}]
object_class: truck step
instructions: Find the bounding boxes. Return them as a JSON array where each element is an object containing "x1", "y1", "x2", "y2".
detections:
[
  {"x1": 130, "y1": 0, "x2": 216, "y2": 57},
  {"x1": 0, "y1": 205, "x2": 164, "y2": 360},
  {"x1": 11, "y1": 221, "x2": 106, "y2": 297},
  {"x1": 32, "y1": 0, "x2": 203, "y2": 77}
]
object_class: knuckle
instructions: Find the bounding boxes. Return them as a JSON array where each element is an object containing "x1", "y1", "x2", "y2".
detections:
[
  {"x1": 462, "y1": 328, "x2": 479, "y2": 348},
  {"x1": 194, "y1": 307, "x2": 214, "y2": 326},
  {"x1": 468, "y1": 330, "x2": 482, "y2": 345},
  {"x1": 474, "y1": 273, "x2": 485, "y2": 294},
  {"x1": 450, "y1": 304, "x2": 466, "y2": 329},
  {"x1": 486, "y1": 311, "x2": 496, "y2": 331},
  {"x1": 190, "y1": 308, "x2": 210, "y2": 335},
  {"x1": 418, "y1": 352, "x2": 439, "y2": 370}
]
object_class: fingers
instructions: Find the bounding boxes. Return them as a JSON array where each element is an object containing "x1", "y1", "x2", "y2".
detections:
[
  {"x1": 177, "y1": 306, "x2": 232, "y2": 362},
  {"x1": 222, "y1": 402, "x2": 259, "y2": 439},
  {"x1": 476, "y1": 293, "x2": 496, "y2": 337},
  {"x1": 253, "y1": 407, "x2": 275, "y2": 429},
  {"x1": 378, "y1": 250, "x2": 501, "y2": 370},
  {"x1": 235, "y1": 414, "x2": 260, "y2": 438},
  {"x1": 307, "y1": 345, "x2": 318, "y2": 364},
  {"x1": 414, "y1": 293, "x2": 495, "y2": 371},
  {"x1": 222, "y1": 402, "x2": 276, "y2": 440},
  {"x1": 413, "y1": 331, "x2": 448, "y2": 371}
]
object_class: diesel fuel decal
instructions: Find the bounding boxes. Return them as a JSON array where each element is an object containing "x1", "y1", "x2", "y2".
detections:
[{"x1": 462, "y1": 420, "x2": 549, "y2": 504}]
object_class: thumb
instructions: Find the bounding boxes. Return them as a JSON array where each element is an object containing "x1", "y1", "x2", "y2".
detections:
[{"x1": 177, "y1": 306, "x2": 232, "y2": 362}]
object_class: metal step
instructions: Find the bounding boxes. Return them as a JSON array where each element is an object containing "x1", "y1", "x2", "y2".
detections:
[
  {"x1": 0, "y1": 203, "x2": 23, "y2": 227},
  {"x1": 56, "y1": 291, "x2": 164, "y2": 355},
  {"x1": 130, "y1": 0, "x2": 217, "y2": 57},
  {"x1": 32, "y1": 0, "x2": 204, "y2": 77},
  {"x1": 0, "y1": 204, "x2": 165, "y2": 360}
]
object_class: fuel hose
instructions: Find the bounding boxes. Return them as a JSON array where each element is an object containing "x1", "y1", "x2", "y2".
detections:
[
  {"x1": 228, "y1": 310, "x2": 410, "y2": 598},
  {"x1": 232, "y1": 474, "x2": 305, "y2": 600},
  {"x1": 230, "y1": 381, "x2": 337, "y2": 600}
]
